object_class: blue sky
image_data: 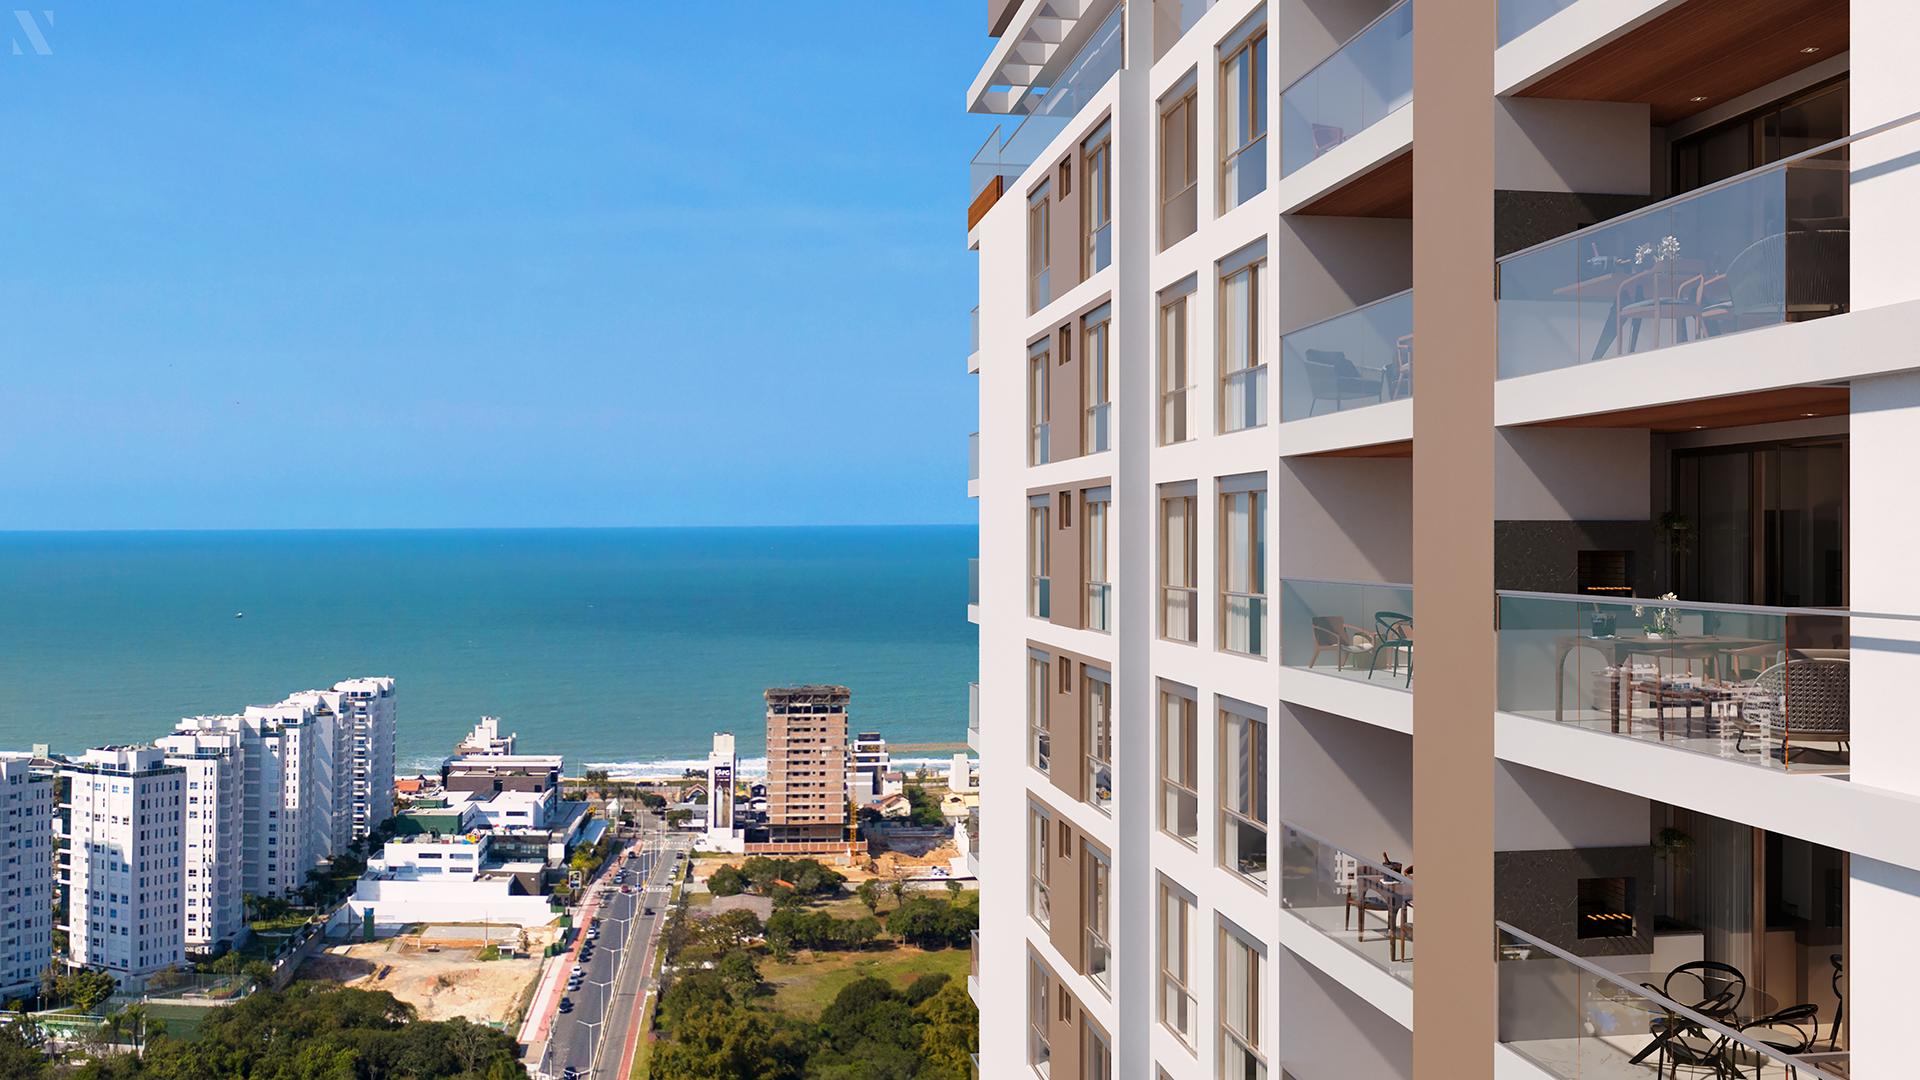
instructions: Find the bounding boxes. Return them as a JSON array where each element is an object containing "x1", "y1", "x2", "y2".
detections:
[{"x1": 1, "y1": 3, "x2": 988, "y2": 529}]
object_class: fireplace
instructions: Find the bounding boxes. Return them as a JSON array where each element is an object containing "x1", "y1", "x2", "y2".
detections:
[
  {"x1": 1577, "y1": 876, "x2": 1635, "y2": 939},
  {"x1": 1577, "y1": 550, "x2": 1633, "y2": 596}
]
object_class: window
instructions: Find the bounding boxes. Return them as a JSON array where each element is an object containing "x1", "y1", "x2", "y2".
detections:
[
  {"x1": 1029, "y1": 955, "x2": 1053, "y2": 1075},
  {"x1": 1029, "y1": 651, "x2": 1052, "y2": 775},
  {"x1": 1219, "y1": 252, "x2": 1266, "y2": 433},
  {"x1": 1219, "y1": 705, "x2": 1268, "y2": 886},
  {"x1": 1160, "y1": 880, "x2": 1196, "y2": 1045},
  {"x1": 1029, "y1": 495, "x2": 1052, "y2": 619},
  {"x1": 1160, "y1": 286, "x2": 1193, "y2": 445},
  {"x1": 1029, "y1": 804, "x2": 1052, "y2": 929},
  {"x1": 1219, "y1": 482, "x2": 1266, "y2": 656},
  {"x1": 1161, "y1": 488, "x2": 1198, "y2": 643},
  {"x1": 1160, "y1": 686, "x2": 1198, "y2": 845},
  {"x1": 1084, "y1": 488, "x2": 1112, "y2": 632},
  {"x1": 1082, "y1": 120, "x2": 1112, "y2": 275},
  {"x1": 1220, "y1": 925, "x2": 1267, "y2": 1079},
  {"x1": 1082, "y1": 306, "x2": 1111, "y2": 454},
  {"x1": 1083, "y1": 843, "x2": 1111, "y2": 993},
  {"x1": 1220, "y1": 21, "x2": 1268, "y2": 209},
  {"x1": 1083, "y1": 1020, "x2": 1113, "y2": 1080},
  {"x1": 1029, "y1": 338, "x2": 1053, "y2": 465},
  {"x1": 1160, "y1": 80, "x2": 1199, "y2": 249},
  {"x1": 1084, "y1": 668, "x2": 1112, "y2": 814},
  {"x1": 1029, "y1": 183, "x2": 1053, "y2": 311}
]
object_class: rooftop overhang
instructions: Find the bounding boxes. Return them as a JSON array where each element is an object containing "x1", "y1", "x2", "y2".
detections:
[{"x1": 967, "y1": 0, "x2": 1119, "y2": 115}]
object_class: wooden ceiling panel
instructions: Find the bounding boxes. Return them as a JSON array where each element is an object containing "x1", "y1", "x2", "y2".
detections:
[
  {"x1": 1516, "y1": 0, "x2": 1847, "y2": 124},
  {"x1": 1302, "y1": 438, "x2": 1413, "y2": 459},
  {"x1": 1526, "y1": 385, "x2": 1848, "y2": 432},
  {"x1": 1296, "y1": 150, "x2": 1413, "y2": 218}
]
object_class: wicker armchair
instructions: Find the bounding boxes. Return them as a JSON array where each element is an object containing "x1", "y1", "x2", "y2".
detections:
[{"x1": 1737, "y1": 654, "x2": 1849, "y2": 764}]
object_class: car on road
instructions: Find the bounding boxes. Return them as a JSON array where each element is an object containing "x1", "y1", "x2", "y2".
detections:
[
  {"x1": 557, "y1": 997, "x2": 573, "y2": 1014},
  {"x1": 570, "y1": 963, "x2": 584, "y2": 976},
  {"x1": 622, "y1": 884, "x2": 633, "y2": 894},
  {"x1": 562, "y1": 1069, "x2": 581, "y2": 1080}
]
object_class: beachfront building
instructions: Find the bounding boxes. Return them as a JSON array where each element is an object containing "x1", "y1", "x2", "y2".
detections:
[
  {"x1": 155, "y1": 730, "x2": 245, "y2": 955},
  {"x1": 334, "y1": 677, "x2": 397, "y2": 842},
  {"x1": 849, "y1": 730, "x2": 892, "y2": 805},
  {"x1": 762, "y1": 686, "x2": 859, "y2": 856},
  {"x1": 58, "y1": 747, "x2": 184, "y2": 979},
  {"x1": 966, "y1": 1, "x2": 1917, "y2": 1076},
  {"x1": 0, "y1": 754, "x2": 54, "y2": 999},
  {"x1": 705, "y1": 732, "x2": 745, "y2": 853},
  {"x1": 177, "y1": 705, "x2": 325, "y2": 900},
  {"x1": 349, "y1": 753, "x2": 589, "y2": 928},
  {"x1": 454, "y1": 716, "x2": 517, "y2": 757}
]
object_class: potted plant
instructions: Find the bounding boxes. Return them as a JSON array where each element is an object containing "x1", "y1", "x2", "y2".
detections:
[{"x1": 1635, "y1": 593, "x2": 1681, "y2": 639}]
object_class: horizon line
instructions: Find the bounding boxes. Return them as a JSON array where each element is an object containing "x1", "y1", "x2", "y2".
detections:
[{"x1": 0, "y1": 521, "x2": 977, "y2": 536}]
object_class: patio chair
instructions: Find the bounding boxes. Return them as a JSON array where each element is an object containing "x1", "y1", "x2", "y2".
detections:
[
  {"x1": 1309, "y1": 616, "x2": 1375, "y2": 671},
  {"x1": 1614, "y1": 258, "x2": 1706, "y2": 355},
  {"x1": 1302, "y1": 349, "x2": 1383, "y2": 416},
  {"x1": 1730, "y1": 1003, "x2": 1820, "y2": 1070},
  {"x1": 1367, "y1": 611, "x2": 1413, "y2": 687},
  {"x1": 1735, "y1": 654, "x2": 1849, "y2": 765}
]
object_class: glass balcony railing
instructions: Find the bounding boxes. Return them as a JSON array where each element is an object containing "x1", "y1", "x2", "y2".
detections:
[
  {"x1": 969, "y1": 305, "x2": 979, "y2": 356},
  {"x1": 1032, "y1": 575, "x2": 1051, "y2": 619},
  {"x1": 1496, "y1": 591, "x2": 1849, "y2": 774},
  {"x1": 1280, "y1": 289, "x2": 1412, "y2": 421},
  {"x1": 967, "y1": 558, "x2": 980, "y2": 607},
  {"x1": 1280, "y1": 0, "x2": 1413, "y2": 176},
  {"x1": 970, "y1": 3, "x2": 1126, "y2": 198},
  {"x1": 1281, "y1": 579, "x2": 1414, "y2": 688},
  {"x1": 1281, "y1": 824, "x2": 1413, "y2": 984},
  {"x1": 1497, "y1": 921, "x2": 1847, "y2": 1080},
  {"x1": 1496, "y1": 125, "x2": 1867, "y2": 379},
  {"x1": 968, "y1": 432, "x2": 979, "y2": 483},
  {"x1": 1498, "y1": 0, "x2": 1576, "y2": 44},
  {"x1": 967, "y1": 681, "x2": 980, "y2": 742}
]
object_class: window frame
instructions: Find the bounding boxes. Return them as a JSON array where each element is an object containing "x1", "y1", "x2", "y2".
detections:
[
  {"x1": 1029, "y1": 651, "x2": 1052, "y2": 776},
  {"x1": 1159, "y1": 879, "x2": 1197, "y2": 1046},
  {"x1": 1160, "y1": 490, "x2": 1199, "y2": 644},
  {"x1": 1083, "y1": 667, "x2": 1112, "y2": 814},
  {"x1": 1029, "y1": 182, "x2": 1053, "y2": 311},
  {"x1": 1084, "y1": 488, "x2": 1112, "y2": 632},
  {"x1": 1159, "y1": 686, "x2": 1198, "y2": 846},
  {"x1": 1029, "y1": 338, "x2": 1053, "y2": 466},
  {"x1": 1159, "y1": 83, "x2": 1199, "y2": 249},
  {"x1": 1218, "y1": 924, "x2": 1267, "y2": 1079},
  {"x1": 1219, "y1": 26, "x2": 1269, "y2": 211},
  {"x1": 1159, "y1": 290, "x2": 1193, "y2": 445},
  {"x1": 1217, "y1": 485, "x2": 1266, "y2": 656},
  {"x1": 1030, "y1": 496, "x2": 1053, "y2": 619},
  {"x1": 1082, "y1": 119, "x2": 1113, "y2": 276},
  {"x1": 1082, "y1": 307, "x2": 1112, "y2": 455},
  {"x1": 1029, "y1": 953, "x2": 1053, "y2": 1074},
  {"x1": 1083, "y1": 841, "x2": 1112, "y2": 995},
  {"x1": 1029, "y1": 803, "x2": 1053, "y2": 930},
  {"x1": 1218, "y1": 258, "x2": 1267, "y2": 434}
]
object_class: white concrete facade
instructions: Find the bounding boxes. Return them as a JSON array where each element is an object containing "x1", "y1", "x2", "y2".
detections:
[
  {"x1": 155, "y1": 730, "x2": 244, "y2": 954},
  {"x1": 0, "y1": 755, "x2": 54, "y2": 999},
  {"x1": 59, "y1": 747, "x2": 184, "y2": 978},
  {"x1": 334, "y1": 676, "x2": 397, "y2": 843},
  {"x1": 967, "y1": 1, "x2": 1920, "y2": 1077}
]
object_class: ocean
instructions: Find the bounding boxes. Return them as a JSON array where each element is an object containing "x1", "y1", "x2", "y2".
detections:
[{"x1": 0, "y1": 527, "x2": 977, "y2": 775}]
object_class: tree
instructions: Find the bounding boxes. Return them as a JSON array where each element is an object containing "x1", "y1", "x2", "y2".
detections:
[
  {"x1": 855, "y1": 878, "x2": 881, "y2": 914},
  {"x1": 716, "y1": 950, "x2": 761, "y2": 1002},
  {"x1": 916, "y1": 981, "x2": 980, "y2": 1080},
  {"x1": 665, "y1": 808, "x2": 693, "y2": 827},
  {"x1": 707, "y1": 865, "x2": 747, "y2": 897},
  {"x1": 651, "y1": 1001, "x2": 811, "y2": 1080},
  {"x1": 902, "y1": 785, "x2": 946, "y2": 827},
  {"x1": 902, "y1": 972, "x2": 950, "y2": 1006},
  {"x1": 888, "y1": 879, "x2": 907, "y2": 905},
  {"x1": 0, "y1": 1017, "x2": 50, "y2": 1079}
]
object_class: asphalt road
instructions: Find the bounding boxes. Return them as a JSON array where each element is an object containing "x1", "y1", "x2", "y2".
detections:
[{"x1": 540, "y1": 818, "x2": 687, "y2": 1080}]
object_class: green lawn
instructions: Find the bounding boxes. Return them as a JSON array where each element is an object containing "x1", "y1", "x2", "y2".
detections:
[{"x1": 763, "y1": 945, "x2": 970, "y2": 1019}]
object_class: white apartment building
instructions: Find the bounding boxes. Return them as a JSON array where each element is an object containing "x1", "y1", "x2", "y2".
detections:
[
  {"x1": 178, "y1": 705, "x2": 324, "y2": 900},
  {"x1": 0, "y1": 755, "x2": 54, "y2": 999},
  {"x1": 967, "y1": 1, "x2": 1918, "y2": 1077},
  {"x1": 59, "y1": 747, "x2": 184, "y2": 978},
  {"x1": 455, "y1": 716, "x2": 517, "y2": 757},
  {"x1": 155, "y1": 730, "x2": 244, "y2": 954},
  {"x1": 279, "y1": 689, "x2": 350, "y2": 858},
  {"x1": 332, "y1": 677, "x2": 397, "y2": 842}
]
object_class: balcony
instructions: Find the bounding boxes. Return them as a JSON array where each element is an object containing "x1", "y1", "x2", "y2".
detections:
[
  {"x1": 967, "y1": 432, "x2": 979, "y2": 497},
  {"x1": 969, "y1": 3, "x2": 1124, "y2": 206},
  {"x1": 1279, "y1": 0, "x2": 1413, "y2": 177},
  {"x1": 967, "y1": 558, "x2": 980, "y2": 623},
  {"x1": 965, "y1": 806, "x2": 980, "y2": 880},
  {"x1": 1281, "y1": 824, "x2": 1413, "y2": 984},
  {"x1": 967, "y1": 928, "x2": 981, "y2": 1004},
  {"x1": 1497, "y1": 921, "x2": 1847, "y2": 1080},
  {"x1": 1280, "y1": 289, "x2": 1412, "y2": 422},
  {"x1": 967, "y1": 682, "x2": 980, "y2": 753},
  {"x1": 1497, "y1": 133, "x2": 1855, "y2": 380},
  {"x1": 1280, "y1": 579, "x2": 1415, "y2": 689},
  {"x1": 1496, "y1": 591, "x2": 1849, "y2": 775},
  {"x1": 967, "y1": 305, "x2": 980, "y2": 374}
]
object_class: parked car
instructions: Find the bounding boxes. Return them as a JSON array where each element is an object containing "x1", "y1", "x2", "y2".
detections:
[{"x1": 557, "y1": 997, "x2": 573, "y2": 1014}]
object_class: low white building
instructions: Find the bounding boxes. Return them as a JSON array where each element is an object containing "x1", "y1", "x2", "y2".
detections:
[
  {"x1": 454, "y1": 716, "x2": 516, "y2": 758},
  {"x1": 704, "y1": 733, "x2": 744, "y2": 853},
  {"x1": 349, "y1": 831, "x2": 552, "y2": 928},
  {"x1": 60, "y1": 747, "x2": 185, "y2": 978}
]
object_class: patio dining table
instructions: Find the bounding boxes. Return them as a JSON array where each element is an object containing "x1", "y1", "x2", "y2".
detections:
[
  {"x1": 1552, "y1": 632, "x2": 1772, "y2": 734},
  {"x1": 1593, "y1": 974, "x2": 1782, "y2": 1068}
]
